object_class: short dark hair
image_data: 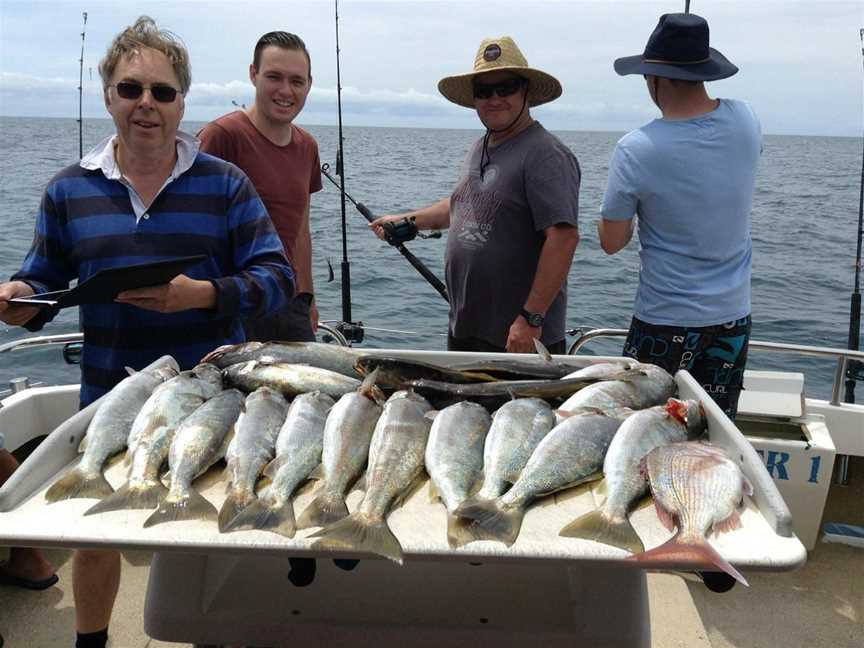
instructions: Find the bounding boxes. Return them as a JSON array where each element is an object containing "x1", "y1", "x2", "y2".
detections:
[{"x1": 253, "y1": 32, "x2": 311, "y2": 79}]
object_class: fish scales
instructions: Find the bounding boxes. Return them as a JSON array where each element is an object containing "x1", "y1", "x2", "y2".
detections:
[
  {"x1": 559, "y1": 398, "x2": 706, "y2": 553},
  {"x1": 202, "y1": 341, "x2": 363, "y2": 378},
  {"x1": 227, "y1": 391, "x2": 334, "y2": 536},
  {"x1": 45, "y1": 356, "x2": 179, "y2": 502},
  {"x1": 218, "y1": 386, "x2": 289, "y2": 531},
  {"x1": 311, "y1": 390, "x2": 432, "y2": 563},
  {"x1": 223, "y1": 360, "x2": 360, "y2": 397},
  {"x1": 85, "y1": 364, "x2": 223, "y2": 515},
  {"x1": 629, "y1": 442, "x2": 753, "y2": 585},
  {"x1": 143, "y1": 388, "x2": 245, "y2": 527},
  {"x1": 557, "y1": 363, "x2": 675, "y2": 419}
]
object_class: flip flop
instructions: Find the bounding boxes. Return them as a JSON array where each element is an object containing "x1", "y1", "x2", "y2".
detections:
[{"x1": 0, "y1": 564, "x2": 59, "y2": 591}]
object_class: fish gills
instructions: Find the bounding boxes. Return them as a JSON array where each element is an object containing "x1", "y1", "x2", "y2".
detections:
[{"x1": 627, "y1": 442, "x2": 753, "y2": 586}]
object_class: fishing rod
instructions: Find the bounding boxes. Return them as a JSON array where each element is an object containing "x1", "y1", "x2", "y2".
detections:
[
  {"x1": 77, "y1": 11, "x2": 88, "y2": 160},
  {"x1": 320, "y1": 164, "x2": 449, "y2": 303},
  {"x1": 844, "y1": 26, "x2": 864, "y2": 404}
]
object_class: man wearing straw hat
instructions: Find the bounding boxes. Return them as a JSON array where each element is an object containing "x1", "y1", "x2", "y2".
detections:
[
  {"x1": 598, "y1": 12, "x2": 762, "y2": 418},
  {"x1": 370, "y1": 37, "x2": 580, "y2": 354}
]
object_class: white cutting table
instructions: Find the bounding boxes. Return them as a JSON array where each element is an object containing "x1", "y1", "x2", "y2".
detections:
[{"x1": 0, "y1": 352, "x2": 806, "y2": 647}]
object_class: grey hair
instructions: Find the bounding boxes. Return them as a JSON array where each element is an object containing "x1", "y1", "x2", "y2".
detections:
[{"x1": 99, "y1": 16, "x2": 191, "y2": 94}]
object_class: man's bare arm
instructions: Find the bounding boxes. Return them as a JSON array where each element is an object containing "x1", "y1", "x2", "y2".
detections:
[
  {"x1": 597, "y1": 217, "x2": 635, "y2": 255},
  {"x1": 368, "y1": 198, "x2": 450, "y2": 240}
]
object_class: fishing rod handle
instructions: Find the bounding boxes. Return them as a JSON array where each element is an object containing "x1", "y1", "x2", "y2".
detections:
[{"x1": 355, "y1": 202, "x2": 375, "y2": 223}]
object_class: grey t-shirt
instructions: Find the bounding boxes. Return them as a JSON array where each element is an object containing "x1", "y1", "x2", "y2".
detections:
[{"x1": 445, "y1": 122, "x2": 581, "y2": 347}]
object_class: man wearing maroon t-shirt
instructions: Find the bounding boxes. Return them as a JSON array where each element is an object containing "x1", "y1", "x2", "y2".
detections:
[{"x1": 199, "y1": 31, "x2": 322, "y2": 341}]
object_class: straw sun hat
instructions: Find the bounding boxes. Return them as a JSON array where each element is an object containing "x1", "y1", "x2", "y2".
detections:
[{"x1": 438, "y1": 36, "x2": 562, "y2": 109}]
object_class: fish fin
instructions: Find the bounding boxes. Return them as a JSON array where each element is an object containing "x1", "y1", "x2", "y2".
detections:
[
  {"x1": 45, "y1": 468, "x2": 114, "y2": 502},
  {"x1": 351, "y1": 472, "x2": 367, "y2": 493},
  {"x1": 310, "y1": 512, "x2": 403, "y2": 564},
  {"x1": 424, "y1": 410, "x2": 439, "y2": 421},
  {"x1": 458, "y1": 500, "x2": 524, "y2": 546},
  {"x1": 537, "y1": 472, "x2": 604, "y2": 501},
  {"x1": 608, "y1": 369, "x2": 649, "y2": 383},
  {"x1": 742, "y1": 475, "x2": 755, "y2": 498},
  {"x1": 295, "y1": 477, "x2": 318, "y2": 497},
  {"x1": 255, "y1": 474, "x2": 272, "y2": 493},
  {"x1": 447, "y1": 513, "x2": 477, "y2": 548},
  {"x1": 222, "y1": 498, "x2": 296, "y2": 537},
  {"x1": 124, "y1": 366, "x2": 136, "y2": 376},
  {"x1": 307, "y1": 463, "x2": 325, "y2": 481},
  {"x1": 559, "y1": 510, "x2": 645, "y2": 554},
  {"x1": 533, "y1": 338, "x2": 552, "y2": 362},
  {"x1": 627, "y1": 534, "x2": 748, "y2": 587},
  {"x1": 712, "y1": 510, "x2": 742, "y2": 535},
  {"x1": 262, "y1": 457, "x2": 283, "y2": 480},
  {"x1": 160, "y1": 470, "x2": 171, "y2": 487},
  {"x1": 296, "y1": 488, "x2": 350, "y2": 529},
  {"x1": 653, "y1": 499, "x2": 677, "y2": 532},
  {"x1": 428, "y1": 479, "x2": 440, "y2": 503},
  {"x1": 634, "y1": 494, "x2": 654, "y2": 511},
  {"x1": 77, "y1": 436, "x2": 89, "y2": 453},
  {"x1": 143, "y1": 488, "x2": 217, "y2": 528},
  {"x1": 218, "y1": 492, "x2": 256, "y2": 532},
  {"x1": 84, "y1": 480, "x2": 168, "y2": 515},
  {"x1": 552, "y1": 478, "x2": 601, "y2": 506},
  {"x1": 358, "y1": 368, "x2": 380, "y2": 398}
]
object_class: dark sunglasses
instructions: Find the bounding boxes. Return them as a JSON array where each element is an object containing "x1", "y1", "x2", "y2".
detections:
[
  {"x1": 472, "y1": 77, "x2": 526, "y2": 100},
  {"x1": 111, "y1": 81, "x2": 179, "y2": 103}
]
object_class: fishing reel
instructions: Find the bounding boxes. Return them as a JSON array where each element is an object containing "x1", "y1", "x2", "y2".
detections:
[{"x1": 381, "y1": 217, "x2": 419, "y2": 246}]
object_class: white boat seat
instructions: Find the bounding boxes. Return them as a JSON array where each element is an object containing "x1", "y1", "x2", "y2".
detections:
[{"x1": 737, "y1": 370, "x2": 805, "y2": 419}]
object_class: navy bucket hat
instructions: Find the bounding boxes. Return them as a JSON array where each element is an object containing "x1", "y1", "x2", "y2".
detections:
[{"x1": 614, "y1": 13, "x2": 738, "y2": 82}]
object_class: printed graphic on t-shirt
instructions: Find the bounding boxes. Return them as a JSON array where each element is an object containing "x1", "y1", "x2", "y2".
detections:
[{"x1": 450, "y1": 167, "x2": 502, "y2": 250}]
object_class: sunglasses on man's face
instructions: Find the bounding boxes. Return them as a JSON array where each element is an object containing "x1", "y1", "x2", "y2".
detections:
[
  {"x1": 111, "y1": 81, "x2": 179, "y2": 103},
  {"x1": 472, "y1": 77, "x2": 526, "y2": 100}
]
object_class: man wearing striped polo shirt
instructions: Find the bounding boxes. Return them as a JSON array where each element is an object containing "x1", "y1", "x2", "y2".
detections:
[{"x1": 0, "y1": 16, "x2": 294, "y2": 648}]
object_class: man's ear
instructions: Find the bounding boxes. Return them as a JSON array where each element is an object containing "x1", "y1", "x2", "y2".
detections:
[
  {"x1": 249, "y1": 64, "x2": 257, "y2": 85},
  {"x1": 103, "y1": 87, "x2": 112, "y2": 109}
]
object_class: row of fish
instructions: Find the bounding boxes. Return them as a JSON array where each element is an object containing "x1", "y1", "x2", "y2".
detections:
[{"x1": 41, "y1": 342, "x2": 752, "y2": 585}]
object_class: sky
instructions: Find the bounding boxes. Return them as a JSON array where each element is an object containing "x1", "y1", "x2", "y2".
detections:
[{"x1": 0, "y1": 0, "x2": 862, "y2": 136}]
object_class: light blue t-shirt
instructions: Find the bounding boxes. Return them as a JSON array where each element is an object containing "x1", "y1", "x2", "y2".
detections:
[{"x1": 601, "y1": 98, "x2": 762, "y2": 327}]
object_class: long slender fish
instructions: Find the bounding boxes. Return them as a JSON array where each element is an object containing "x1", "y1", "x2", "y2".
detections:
[
  {"x1": 458, "y1": 409, "x2": 630, "y2": 546},
  {"x1": 424, "y1": 401, "x2": 492, "y2": 546},
  {"x1": 202, "y1": 341, "x2": 363, "y2": 378},
  {"x1": 471, "y1": 398, "x2": 557, "y2": 503},
  {"x1": 296, "y1": 372, "x2": 382, "y2": 529},
  {"x1": 628, "y1": 441, "x2": 753, "y2": 586},
  {"x1": 84, "y1": 364, "x2": 223, "y2": 515},
  {"x1": 218, "y1": 386, "x2": 289, "y2": 531},
  {"x1": 225, "y1": 391, "x2": 335, "y2": 537},
  {"x1": 559, "y1": 398, "x2": 706, "y2": 553},
  {"x1": 45, "y1": 357, "x2": 179, "y2": 502},
  {"x1": 223, "y1": 360, "x2": 360, "y2": 398},
  {"x1": 144, "y1": 388, "x2": 245, "y2": 528},
  {"x1": 557, "y1": 362, "x2": 675, "y2": 420},
  {"x1": 310, "y1": 391, "x2": 433, "y2": 563}
]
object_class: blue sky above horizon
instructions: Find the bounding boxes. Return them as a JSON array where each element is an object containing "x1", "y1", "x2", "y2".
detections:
[{"x1": 0, "y1": 0, "x2": 861, "y2": 137}]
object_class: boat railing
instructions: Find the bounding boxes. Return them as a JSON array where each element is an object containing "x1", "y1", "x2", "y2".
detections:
[{"x1": 566, "y1": 327, "x2": 864, "y2": 407}]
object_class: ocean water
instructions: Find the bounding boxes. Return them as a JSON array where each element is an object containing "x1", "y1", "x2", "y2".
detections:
[{"x1": 0, "y1": 116, "x2": 861, "y2": 401}]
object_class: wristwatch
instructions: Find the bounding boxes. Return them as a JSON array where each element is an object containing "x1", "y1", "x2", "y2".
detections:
[{"x1": 519, "y1": 308, "x2": 544, "y2": 328}]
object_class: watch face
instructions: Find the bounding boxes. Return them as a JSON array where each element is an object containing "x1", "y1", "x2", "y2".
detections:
[{"x1": 528, "y1": 313, "x2": 544, "y2": 327}]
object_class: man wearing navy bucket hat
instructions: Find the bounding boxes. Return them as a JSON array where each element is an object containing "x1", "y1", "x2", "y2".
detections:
[{"x1": 598, "y1": 12, "x2": 762, "y2": 419}]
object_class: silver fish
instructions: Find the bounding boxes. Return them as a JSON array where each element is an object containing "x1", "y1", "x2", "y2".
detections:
[
  {"x1": 559, "y1": 398, "x2": 706, "y2": 553},
  {"x1": 219, "y1": 386, "x2": 289, "y2": 531},
  {"x1": 223, "y1": 360, "x2": 360, "y2": 398},
  {"x1": 457, "y1": 409, "x2": 629, "y2": 546},
  {"x1": 310, "y1": 390, "x2": 432, "y2": 564},
  {"x1": 628, "y1": 441, "x2": 753, "y2": 586},
  {"x1": 474, "y1": 398, "x2": 556, "y2": 502},
  {"x1": 296, "y1": 373, "x2": 382, "y2": 529},
  {"x1": 424, "y1": 401, "x2": 492, "y2": 546},
  {"x1": 557, "y1": 362, "x2": 675, "y2": 420},
  {"x1": 225, "y1": 391, "x2": 335, "y2": 537},
  {"x1": 84, "y1": 365, "x2": 223, "y2": 515},
  {"x1": 202, "y1": 341, "x2": 363, "y2": 378},
  {"x1": 143, "y1": 388, "x2": 244, "y2": 528},
  {"x1": 45, "y1": 357, "x2": 179, "y2": 502}
]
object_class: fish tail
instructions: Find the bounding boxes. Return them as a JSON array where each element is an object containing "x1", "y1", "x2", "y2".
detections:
[
  {"x1": 45, "y1": 469, "x2": 114, "y2": 502},
  {"x1": 296, "y1": 489, "x2": 349, "y2": 529},
  {"x1": 218, "y1": 491, "x2": 256, "y2": 532},
  {"x1": 446, "y1": 513, "x2": 478, "y2": 548},
  {"x1": 222, "y1": 498, "x2": 296, "y2": 538},
  {"x1": 457, "y1": 500, "x2": 525, "y2": 546},
  {"x1": 558, "y1": 509, "x2": 645, "y2": 554},
  {"x1": 310, "y1": 512, "x2": 403, "y2": 564},
  {"x1": 83, "y1": 481, "x2": 168, "y2": 515},
  {"x1": 143, "y1": 488, "x2": 217, "y2": 528},
  {"x1": 627, "y1": 535, "x2": 749, "y2": 587}
]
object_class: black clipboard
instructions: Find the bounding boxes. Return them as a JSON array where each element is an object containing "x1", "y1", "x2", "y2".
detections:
[{"x1": 7, "y1": 255, "x2": 207, "y2": 309}]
